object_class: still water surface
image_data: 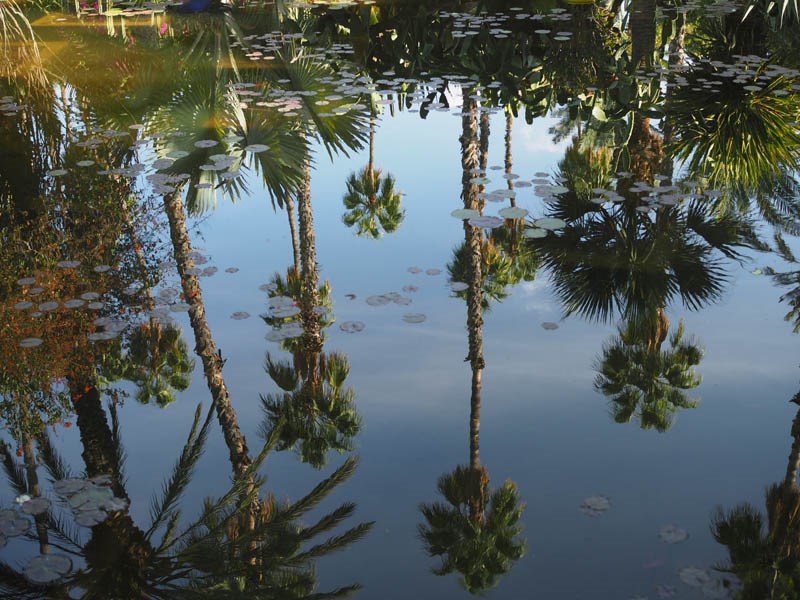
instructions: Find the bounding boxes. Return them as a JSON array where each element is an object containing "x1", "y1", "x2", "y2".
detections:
[{"x1": 1, "y1": 0, "x2": 800, "y2": 598}]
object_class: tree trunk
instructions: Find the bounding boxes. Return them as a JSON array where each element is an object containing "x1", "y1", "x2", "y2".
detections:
[
  {"x1": 461, "y1": 96, "x2": 487, "y2": 523},
  {"x1": 505, "y1": 111, "x2": 516, "y2": 207},
  {"x1": 295, "y1": 148, "x2": 324, "y2": 379},
  {"x1": 286, "y1": 196, "x2": 301, "y2": 274},
  {"x1": 368, "y1": 116, "x2": 375, "y2": 178},
  {"x1": 649, "y1": 306, "x2": 670, "y2": 353},
  {"x1": 72, "y1": 384, "x2": 120, "y2": 488},
  {"x1": 22, "y1": 435, "x2": 50, "y2": 554},
  {"x1": 660, "y1": 10, "x2": 686, "y2": 181},
  {"x1": 785, "y1": 407, "x2": 800, "y2": 488},
  {"x1": 630, "y1": 0, "x2": 657, "y2": 71},
  {"x1": 70, "y1": 384, "x2": 155, "y2": 585},
  {"x1": 162, "y1": 191, "x2": 253, "y2": 480},
  {"x1": 461, "y1": 97, "x2": 485, "y2": 374}
]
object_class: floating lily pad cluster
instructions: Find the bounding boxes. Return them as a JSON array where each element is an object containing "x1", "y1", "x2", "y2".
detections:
[
  {"x1": 580, "y1": 495, "x2": 738, "y2": 598},
  {"x1": 54, "y1": 475, "x2": 129, "y2": 527},
  {"x1": 443, "y1": 7, "x2": 574, "y2": 42},
  {"x1": 264, "y1": 294, "x2": 304, "y2": 342},
  {"x1": 13, "y1": 264, "x2": 122, "y2": 349}
]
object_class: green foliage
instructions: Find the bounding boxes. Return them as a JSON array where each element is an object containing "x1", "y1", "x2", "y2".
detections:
[
  {"x1": 534, "y1": 195, "x2": 760, "y2": 324},
  {"x1": 447, "y1": 239, "x2": 516, "y2": 309},
  {"x1": 595, "y1": 319, "x2": 702, "y2": 432},
  {"x1": 125, "y1": 319, "x2": 194, "y2": 407},
  {"x1": 418, "y1": 466, "x2": 526, "y2": 595},
  {"x1": 342, "y1": 167, "x2": 405, "y2": 239},
  {"x1": 712, "y1": 484, "x2": 800, "y2": 599},
  {"x1": 667, "y1": 65, "x2": 800, "y2": 200},
  {"x1": 0, "y1": 404, "x2": 372, "y2": 599},
  {"x1": 261, "y1": 352, "x2": 362, "y2": 469}
]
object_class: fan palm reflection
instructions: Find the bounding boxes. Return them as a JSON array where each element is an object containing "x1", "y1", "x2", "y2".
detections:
[
  {"x1": 530, "y1": 111, "x2": 763, "y2": 430},
  {"x1": 419, "y1": 96, "x2": 526, "y2": 595}
]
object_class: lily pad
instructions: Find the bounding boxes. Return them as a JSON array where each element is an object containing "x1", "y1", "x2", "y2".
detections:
[
  {"x1": 20, "y1": 338, "x2": 43, "y2": 348},
  {"x1": 47, "y1": 169, "x2": 68, "y2": 177},
  {"x1": 426, "y1": 268, "x2": 441, "y2": 276},
  {"x1": 74, "y1": 509, "x2": 107, "y2": 527},
  {"x1": 679, "y1": 566, "x2": 711, "y2": 588},
  {"x1": 451, "y1": 282, "x2": 469, "y2": 292},
  {"x1": 76, "y1": 160, "x2": 95, "y2": 167},
  {"x1": 580, "y1": 495, "x2": 610, "y2": 516},
  {"x1": 469, "y1": 215, "x2": 504, "y2": 229},
  {"x1": 194, "y1": 139, "x2": 218, "y2": 148},
  {"x1": 523, "y1": 228, "x2": 547, "y2": 239},
  {"x1": 366, "y1": 295, "x2": 391, "y2": 306},
  {"x1": 533, "y1": 217, "x2": 567, "y2": 230},
  {"x1": 21, "y1": 497, "x2": 51, "y2": 515},
  {"x1": 268, "y1": 296, "x2": 295, "y2": 309},
  {"x1": 69, "y1": 484, "x2": 114, "y2": 511},
  {"x1": 498, "y1": 207, "x2": 529, "y2": 219},
  {"x1": 408, "y1": 266, "x2": 422, "y2": 274},
  {"x1": 16, "y1": 277, "x2": 36, "y2": 285},
  {"x1": 402, "y1": 313, "x2": 426, "y2": 324},
  {"x1": 14, "y1": 301, "x2": 33, "y2": 310},
  {"x1": 54, "y1": 478, "x2": 89, "y2": 496},
  {"x1": 57, "y1": 260, "x2": 81, "y2": 269},
  {"x1": 23, "y1": 554, "x2": 72, "y2": 584},
  {"x1": 451, "y1": 208, "x2": 481, "y2": 220},
  {"x1": 658, "y1": 524, "x2": 689, "y2": 544},
  {"x1": 63, "y1": 299, "x2": 86, "y2": 309},
  {"x1": 230, "y1": 311, "x2": 250, "y2": 320},
  {"x1": 340, "y1": 321, "x2": 365, "y2": 333},
  {"x1": 541, "y1": 322, "x2": 559, "y2": 330},
  {"x1": 0, "y1": 509, "x2": 31, "y2": 536},
  {"x1": 244, "y1": 144, "x2": 269, "y2": 153},
  {"x1": 271, "y1": 306, "x2": 301, "y2": 318}
]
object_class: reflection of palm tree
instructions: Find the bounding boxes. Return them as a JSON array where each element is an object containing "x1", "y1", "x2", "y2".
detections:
[
  {"x1": 595, "y1": 319, "x2": 702, "y2": 432},
  {"x1": 342, "y1": 116, "x2": 405, "y2": 239},
  {"x1": 447, "y1": 238, "x2": 514, "y2": 307},
  {"x1": 0, "y1": 402, "x2": 373, "y2": 599},
  {"x1": 419, "y1": 96, "x2": 525, "y2": 594},
  {"x1": 418, "y1": 466, "x2": 526, "y2": 594},
  {"x1": 261, "y1": 352, "x2": 361, "y2": 469},
  {"x1": 711, "y1": 406, "x2": 800, "y2": 598},
  {"x1": 665, "y1": 16, "x2": 800, "y2": 208},
  {"x1": 262, "y1": 151, "x2": 361, "y2": 469},
  {"x1": 125, "y1": 318, "x2": 194, "y2": 407},
  {"x1": 535, "y1": 197, "x2": 756, "y2": 326},
  {"x1": 163, "y1": 190, "x2": 253, "y2": 480}
]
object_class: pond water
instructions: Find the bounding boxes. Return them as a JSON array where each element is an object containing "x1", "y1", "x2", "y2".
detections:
[{"x1": 1, "y1": 0, "x2": 800, "y2": 598}]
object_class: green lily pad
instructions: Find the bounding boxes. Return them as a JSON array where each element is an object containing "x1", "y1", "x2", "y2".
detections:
[
  {"x1": 451, "y1": 208, "x2": 481, "y2": 220},
  {"x1": 533, "y1": 217, "x2": 567, "y2": 230},
  {"x1": 498, "y1": 207, "x2": 529, "y2": 219},
  {"x1": 24, "y1": 554, "x2": 72, "y2": 584},
  {"x1": 522, "y1": 228, "x2": 547, "y2": 239},
  {"x1": 0, "y1": 509, "x2": 31, "y2": 536},
  {"x1": 68, "y1": 485, "x2": 114, "y2": 511}
]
